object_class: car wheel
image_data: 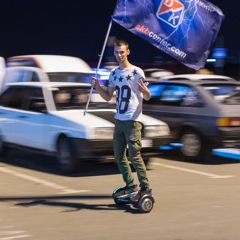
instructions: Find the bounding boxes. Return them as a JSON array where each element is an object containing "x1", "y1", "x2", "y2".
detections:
[
  {"x1": 56, "y1": 136, "x2": 79, "y2": 174},
  {"x1": 179, "y1": 130, "x2": 203, "y2": 160}
]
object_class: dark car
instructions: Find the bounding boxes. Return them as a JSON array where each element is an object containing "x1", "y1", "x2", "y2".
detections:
[
  {"x1": 158, "y1": 74, "x2": 237, "y2": 82},
  {"x1": 143, "y1": 80, "x2": 240, "y2": 160}
]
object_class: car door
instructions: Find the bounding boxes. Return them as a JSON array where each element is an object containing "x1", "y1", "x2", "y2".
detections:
[
  {"x1": 0, "y1": 87, "x2": 23, "y2": 143},
  {"x1": 143, "y1": 82, "x2": 183, "y2": 133},
  {"x1": 14, "y1": 87, "x2": 48, "y2": 150},
  {"x1": 143, "y1": 82, "x2": 205, "y2": 138}
]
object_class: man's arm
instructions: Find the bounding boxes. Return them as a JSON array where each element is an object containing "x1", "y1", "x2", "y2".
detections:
[
  {"x1": 137, "y1": 79, "x2": 151, "y2": 101},
  {"x1": 143, "y1": 89, "x2": 151, "y2": 101},
  {"x1": 92, "y1": 77, "x2": 115, "y2": 102}
]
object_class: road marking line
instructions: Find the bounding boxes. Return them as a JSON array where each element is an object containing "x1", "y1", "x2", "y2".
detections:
[
  {"x1": 151, "y1": 162, "x2": 235, "y2": 178},
  {"x1": 0, "y1": 226, "x2": 31, "y2": 240},
  {"x1": 0, "y1": 167, "x2": 90, "y2": 194},
  {"x1": 0, "y1": 234, "x2": 31, "y2": 240}
]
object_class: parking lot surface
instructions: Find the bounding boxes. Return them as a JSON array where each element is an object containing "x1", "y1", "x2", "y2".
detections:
[{"x1": 0, "y1": 150, "x2": 240, "y2": 240}]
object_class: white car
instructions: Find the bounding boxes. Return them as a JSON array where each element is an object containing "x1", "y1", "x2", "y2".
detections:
[
  {"x1": 6, "y1": 55, "x2": 92, "y2": 73},
  {"x1": 1, "y1": 55, "x2": 110, "y2": 93},
  {"x1": 0, "y1": 57, "x2": 6, "y2": 89},
  {"x1": 0, "y1": 82, "x2": 171, "y2": 173},
  {"x1": 159, "y1": 74, "x2": 237, "y2": 82}
]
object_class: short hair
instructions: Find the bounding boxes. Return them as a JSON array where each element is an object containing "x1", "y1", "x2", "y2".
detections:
[{"x1": 114, "y1": 40, "x2": 129, "y2": 49}]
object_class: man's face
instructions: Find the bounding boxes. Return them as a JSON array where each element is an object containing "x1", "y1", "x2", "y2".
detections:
[{"x1": 114, "y1": 45, "x2": 130, "y2": 63}]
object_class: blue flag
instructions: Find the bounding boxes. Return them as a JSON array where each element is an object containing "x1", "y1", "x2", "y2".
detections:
[{"x1": 112, "y1": 0, "x2": 224, "y2": 70}]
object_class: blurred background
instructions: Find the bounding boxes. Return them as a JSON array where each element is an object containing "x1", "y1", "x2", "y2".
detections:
[{"x1": 0, "y1": 0, "x2": 239, "y2": 79}]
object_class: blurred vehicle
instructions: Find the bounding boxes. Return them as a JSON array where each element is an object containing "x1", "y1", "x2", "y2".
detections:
[
  {"x1": 143, "y1": 80, "x2": 240, "y2": 160},
  {"x1": 0, "y1": 57, "x2": 6, "y2": 88},
  {"x1": 0, "y1": 82, "x2": 171, "y2": 173},
  {"x1": 159, "y1": 74, "x2": 237, "y2": 82},
  {"x1": 144, "y1": 68, "x2": 174, "y2": 81},
  {"x1": 7, "y1": 54, "x2": 92, "y2": 73},
  {"x1": 90, "y1": 67, "x2": 111, "y2": 86},
  {"x1": 91, "y1": 68, "x2": 110, "y2": 80},
  {"x1": 2, "y1": 55, "x2": 110, "y2": 92},
  {"x1": 2, "y1": 55, "x2": 92, "y2": 88}
]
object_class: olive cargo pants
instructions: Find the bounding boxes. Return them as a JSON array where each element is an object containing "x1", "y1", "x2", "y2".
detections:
[{"x1": 113, "y1": 120, "x2": 149, "y2": 190}]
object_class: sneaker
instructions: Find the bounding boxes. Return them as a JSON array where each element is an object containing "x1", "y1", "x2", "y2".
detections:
[
  {"x1": 131, "y1": 188, "x2": 152, "y2": 203},
  {"x1": 114, "y1": 184, "x2": 138, "y2": 198}
]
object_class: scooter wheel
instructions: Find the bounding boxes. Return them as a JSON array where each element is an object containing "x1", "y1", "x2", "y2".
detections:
[{"x1": 138, "y1": 196, "x2": 154, "y2": 213}]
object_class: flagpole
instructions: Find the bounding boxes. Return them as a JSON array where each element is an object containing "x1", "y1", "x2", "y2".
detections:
[{"x1": 83, "y1": 19, "x2": 113, "y2": 116}]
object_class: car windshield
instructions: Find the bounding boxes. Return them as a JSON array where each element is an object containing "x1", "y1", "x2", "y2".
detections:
[
  {"x1": 47, "y1": 72, "x2": 91, "y2": 83},
  {"x1": 51, "y1": 86, "x2": 115, "y2": 110},
  {"x1": 47, "y1": 72, "x2": 108, "y2": 86},
  {"x1": 202, "y1": 84, "x2": 240, "y2": 104}
]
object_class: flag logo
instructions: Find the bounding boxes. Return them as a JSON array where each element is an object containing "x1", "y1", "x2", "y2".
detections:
[
  {"x1": 156, "y1": 0, "x2": 185, "y2": 28},
  {"x1": 112, "y1": 0, "x2": 224, "y2": 70}
]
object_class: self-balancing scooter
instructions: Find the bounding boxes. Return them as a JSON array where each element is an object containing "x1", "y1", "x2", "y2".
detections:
[{"x1": 112, "y1": 186, "x2": 155, "y2": 213}]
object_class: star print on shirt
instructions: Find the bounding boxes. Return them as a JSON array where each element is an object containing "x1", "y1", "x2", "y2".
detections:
[
  {"x1": 111, "y1": 71, "x2": 116, "y2": 76},
  {"x1": 132, "y1": 69, "x2": 138, "y2": 75},
  {"x1": 114, "y1": 76, "x2": 118, "y2": 81},
  {"x1": 126, "y1": 74, "x2": 132, "y2": 81},
  {"x1": 118, "y1": 76, "x2": 123, "y2": 82}
]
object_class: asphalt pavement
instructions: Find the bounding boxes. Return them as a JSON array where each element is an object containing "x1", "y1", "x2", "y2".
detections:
[{"x1": 0, "y1": 150, "x2": 240, "y2": 240}]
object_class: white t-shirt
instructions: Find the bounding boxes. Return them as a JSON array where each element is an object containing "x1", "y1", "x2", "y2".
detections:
[{"x1": 108, "y1": 65, "x2": 147, "y2": 122}]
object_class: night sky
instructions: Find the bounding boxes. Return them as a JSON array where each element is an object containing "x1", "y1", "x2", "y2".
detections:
[{"x1": 0, "y1": 0, "x2": 239, "y2": 67}]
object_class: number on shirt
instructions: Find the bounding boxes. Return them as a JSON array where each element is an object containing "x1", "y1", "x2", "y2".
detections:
[{"x1": 115, "y1": 85, "x2": 131, "y2": 114}]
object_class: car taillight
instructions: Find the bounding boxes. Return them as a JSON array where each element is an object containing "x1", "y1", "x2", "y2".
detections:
[{"x1": 217, "y1": 117, "x2": 240, "y2": 127}]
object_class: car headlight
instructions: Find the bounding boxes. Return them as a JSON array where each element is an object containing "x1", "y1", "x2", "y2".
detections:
[
  {"x1": 94, "y1": 127, "x2": 114, "y2": 139},
  {"x1": 144, "y1": 125, "x2": 170, "y2": 137}
]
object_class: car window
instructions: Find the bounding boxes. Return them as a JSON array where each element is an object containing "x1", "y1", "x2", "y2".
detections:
[
  {"x1": 52, "y1": 86, "x2": 90, "y2": 110},
  {"x1": 0, "y1": 87, "x2": 25, "y2": 109},
  {"x1": 31, "y1": 72, "x2": 40, "y2": 82},
  {"x1": 180, "y1": 88, "x2": 203, "y2": 106},
  {"x1": 0, "y1": 86, "x2": 46, "y2": 112},
  {"x1": 47, "y1": 72, "x2": 92, "y2": 84},
  {"x1": 7, "y1": 60, "x2": 38, "y2": 67},
  {"x1": 202, "y1": 84, "x2": 240, "y2": 104},
  {"x1": 1, "y1": 70, "x2": 23, "y2": 92},
  {"x1": 1, "y1": 70, "x2": 40, "y2": 93},
  {"x1": 146, "y1": 83, "x2": 203, "y2": 107},
  {"x1": 161, "y1": 85, "x2": 190, "y2": 101},
  {"x1": 148, "y1": 83, "x2": 165, "y2": 97},
  {"x1": 144, "y1": 83, "x2": 165, "y2": 105},
  {"x1": 21, "y1": 88, "x2": 45, "y2": 112},
  {"x1": 161, "y1": 84, "x2": 191, "y2": 106},
  {"x1": 0, "y1": 88, "x2": 17, "y2": 107}
]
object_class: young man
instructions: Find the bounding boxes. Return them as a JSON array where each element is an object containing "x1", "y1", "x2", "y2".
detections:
[{"x1": 91, "y1": 39, "x2": 152, "y2": 202}]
